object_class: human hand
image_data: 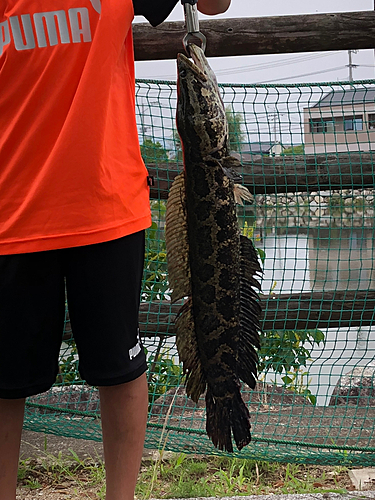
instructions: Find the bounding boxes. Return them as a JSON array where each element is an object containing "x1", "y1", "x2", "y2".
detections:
[{"x1": 197, "y1": 0, "x2": 231, "y2": 15}]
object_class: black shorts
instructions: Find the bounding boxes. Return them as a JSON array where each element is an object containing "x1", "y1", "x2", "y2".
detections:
[{"x1": 0, "y1": 232, "x2": 147, "y2": 399}]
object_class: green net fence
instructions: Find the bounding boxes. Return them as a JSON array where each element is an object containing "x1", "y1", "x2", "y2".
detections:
[{"x1": 24, "y1": 80, "x2": 375, "y2": 466}]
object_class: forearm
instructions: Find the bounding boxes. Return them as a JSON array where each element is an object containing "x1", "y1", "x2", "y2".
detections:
[{"x1": 197, "y1": 0, "x2": 231, "y2": 15}]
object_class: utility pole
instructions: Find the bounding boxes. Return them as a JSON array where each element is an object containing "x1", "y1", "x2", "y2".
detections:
[
  {"x1": 273, "y1": 110, "x2": 277, "y2": 144},
  {"x1": 139, "y1": 98, "x2": 158, "y2": 143},
  {"x1": 139, "y1": 100, "x2": 149, "y2": 144},
  {"x1": 347, "y1": 50, "x2": 358, "y2": 82},
  {"x1": 267, "y1": 106, "x2": 278, "y2": 144}
]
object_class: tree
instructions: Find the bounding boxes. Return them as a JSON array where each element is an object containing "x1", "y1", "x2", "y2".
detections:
[
  {"x1": 140, "y1": 138, "x2": 169, "y2": 163},
  {"x1": 172, "y1": 128, "x2": 183, "y2": 162},
  {"x1": 282, "y1": 144, "x2": 305, "y2": 155},
  {"x1": 225, "y1": 106, "x2": 245, "y2": 152}
]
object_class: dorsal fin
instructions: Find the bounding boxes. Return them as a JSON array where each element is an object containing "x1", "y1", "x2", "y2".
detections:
[{"x1": 236, "y1": 235, "x2": 263, "y2": 389}]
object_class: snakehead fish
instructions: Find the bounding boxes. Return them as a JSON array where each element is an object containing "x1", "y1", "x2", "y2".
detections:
[{"x1": 165, "y1": 44, "x2": 262, "y2": 452}]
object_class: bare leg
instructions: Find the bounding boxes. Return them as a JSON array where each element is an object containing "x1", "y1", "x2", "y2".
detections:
[
  {"x1": 99, "y1": 373, "x2": 148, "y2": 500},
  {"x1": 0, "y1": 398, "x2": 25, "y2": 500}
]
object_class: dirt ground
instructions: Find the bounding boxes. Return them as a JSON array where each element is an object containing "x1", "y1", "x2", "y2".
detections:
[
  {"x1": 17, "y1": 485, "x2": 99, "y2": 499},
  {"x1": 16, "y1": 430, "x2": 375, "y2": 500},
  {"x1": 19, "y1": 379, "x2": 375, "y2": 500},
  {"x1": 17, "y1": 430, "x2": 162, "y2": 500},
  {"x1": 19, "y1": 429, "x2": 104, "y2": 461}
]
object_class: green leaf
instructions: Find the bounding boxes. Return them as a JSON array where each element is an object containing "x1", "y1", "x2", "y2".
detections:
[{"x1": 257, "y1": 248, "x2": 266, "y2": 264}]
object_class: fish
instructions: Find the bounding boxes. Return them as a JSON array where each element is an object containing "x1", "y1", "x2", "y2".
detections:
[{"x1": 165, "y1": 44, "x2": 262, "y2": 452}]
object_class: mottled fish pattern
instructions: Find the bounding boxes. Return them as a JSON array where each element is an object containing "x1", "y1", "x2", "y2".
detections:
[{"x1": 165, "y1": 45, "x2": 262, "y2": 452}]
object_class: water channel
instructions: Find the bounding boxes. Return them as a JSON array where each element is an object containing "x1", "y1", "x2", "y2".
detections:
[{"x1": 257, "y1": 224, "x2": 375, "y2": 405}]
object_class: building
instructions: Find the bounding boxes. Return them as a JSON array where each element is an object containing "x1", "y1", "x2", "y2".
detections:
[{"x1": 304, "y1": 87, "x2": 375, "y2": 155}]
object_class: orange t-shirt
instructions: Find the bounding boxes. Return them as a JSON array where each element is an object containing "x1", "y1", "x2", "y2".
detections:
[{"x1": 0, "y1": 0, "x2": 152, "y2": 255}]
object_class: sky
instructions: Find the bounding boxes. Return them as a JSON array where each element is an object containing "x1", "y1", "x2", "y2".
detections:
[{"x1": 134, "y1": 0, "x2": 375, "y2": 84}]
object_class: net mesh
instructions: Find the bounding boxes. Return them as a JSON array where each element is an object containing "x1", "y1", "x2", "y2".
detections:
[{"x1": 24, "y1": 79, "x2": 375, "y2": 466}]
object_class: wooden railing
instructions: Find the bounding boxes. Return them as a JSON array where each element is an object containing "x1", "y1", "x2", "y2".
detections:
[
  {"x1": 132, "y1": 10, "x2": 375, "y2": 336},
  {"x1": 139, "y1": 290, "x2": 375, "y2": 336},
  {"x1": 133, "y1": 11, "x2": 375, "y2": 61},
  {"x1": 147, "y1": 152, "x2": 375, "y2": 199}
]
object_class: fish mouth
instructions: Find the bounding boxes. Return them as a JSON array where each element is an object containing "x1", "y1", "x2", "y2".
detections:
[
  {"x1": 177, "y1": 46, "x2": 208, "y2": 82},
  {"x1": 188, "y1": 44, "x2": 207, "y2": 72}
]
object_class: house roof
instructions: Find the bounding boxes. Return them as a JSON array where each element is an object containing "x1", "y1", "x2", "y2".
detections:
[
  {"x1": 312, "y1": 87, "x2": 375, "y2": 108},
  {"x1": 240, "y1": 142, "x2": 283, "y2": 154}
]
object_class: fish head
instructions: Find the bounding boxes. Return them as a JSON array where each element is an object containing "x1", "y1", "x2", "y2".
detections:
[{"x1": 177, "y1": 44, "x2": 228, "y2": 160}]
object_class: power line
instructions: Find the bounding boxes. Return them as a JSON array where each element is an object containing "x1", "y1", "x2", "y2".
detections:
[
  {"x1": 215, "y1": 53, "x2": 333, "y2": 74},
  {"x1": 257, "y1": 66, "x2": 347, "y2": 84},
  {"x1": 158, "y1": 52, "x2": 341, "y2": 80},
  {"x1": 214, "y1": 52, "x2": 338, "y2": 76}
]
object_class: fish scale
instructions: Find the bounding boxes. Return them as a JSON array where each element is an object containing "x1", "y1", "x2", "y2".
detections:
[{"x1": 165, "y1": 44, "x2": 262, "y2": 452}]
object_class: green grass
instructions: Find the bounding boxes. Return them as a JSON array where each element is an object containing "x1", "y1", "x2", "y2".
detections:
[
  {"x1": 18, "y1": 449, "x2": 107, "y2": 499},
  {"x1": 17, "y1": 449, "x2": 356, "y2": 499},
  {"x1": 135, "y1": 453, "x2": 352, "y2": 499}
]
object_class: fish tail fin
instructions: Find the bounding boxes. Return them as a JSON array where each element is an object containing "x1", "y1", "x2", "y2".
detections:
[{"x1": 206, "y1": 387, "x2": 251, "y2": 453}]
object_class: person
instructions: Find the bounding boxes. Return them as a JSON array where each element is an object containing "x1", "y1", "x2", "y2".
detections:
[{"x1": 0, "y1": 0, "x2": 231, "y2": 499}]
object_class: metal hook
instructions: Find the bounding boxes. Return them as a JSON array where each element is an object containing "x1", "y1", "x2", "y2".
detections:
[
  {"x1": 182, "y1": 32, "x2": 207, "y2": 55},
  {"x1": 181, "y1": 0, "x2": 207, "y2": 54}
]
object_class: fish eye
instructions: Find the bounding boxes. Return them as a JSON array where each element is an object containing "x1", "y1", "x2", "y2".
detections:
[{"x1": 179, "y1": 68, "x2": 187, "y2": 78}]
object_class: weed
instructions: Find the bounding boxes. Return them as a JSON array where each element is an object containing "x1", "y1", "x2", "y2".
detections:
[
  {"x1": 214, "y1": 459, "x2": 247, "y2": 495},
  {"x1": 135, "y1": 454, "x2": 356, "y2": 498},
  {"x1": 143, "y1": 218, "x2": 169, "y2": 302},
  {"x1": 58, "y1": 339, "x2": 83, "y2": 385},
  {"x1": 18, "y1": 449, "x2": 358, "y2": 499},
  {"x1": 147, "y1": 348, "x2": 182, "y2": 405},
  {"x1": 258, "y1": 328, "x2": 325, "y2": 404},
  {"x1": 24, "y1": 477, "x2": 42, "y2": 489},
  {"x1": 328, "y1": 193, "x2": 344, "y2": 209},
  {"x1": 18, "y1": 444, "x2": 106, "y2": 498},
  {"x1": 352, "y1": 197, "x2": 366, "y2": 210}
]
